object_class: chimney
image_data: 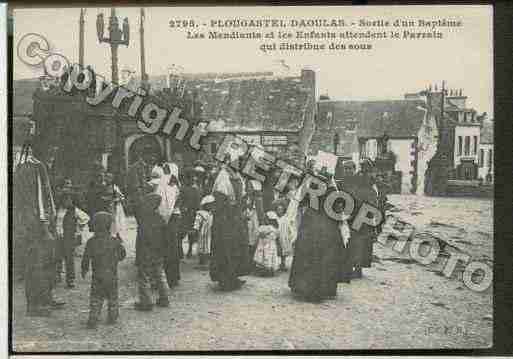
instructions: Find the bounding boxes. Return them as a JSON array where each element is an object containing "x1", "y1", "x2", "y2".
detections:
[{"x1": 301, "y1": 68, "x2": 316, "y2": 100}]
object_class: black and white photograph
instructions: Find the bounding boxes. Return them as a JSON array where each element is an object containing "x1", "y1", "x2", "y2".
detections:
[{"x1": 10, "y1": 5, "x2": 494, "y2": 352}]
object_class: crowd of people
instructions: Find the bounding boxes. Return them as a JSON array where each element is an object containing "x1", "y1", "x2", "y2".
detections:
[{"x1": 13, "y1": 145, "x2": 389, "y2": 329}]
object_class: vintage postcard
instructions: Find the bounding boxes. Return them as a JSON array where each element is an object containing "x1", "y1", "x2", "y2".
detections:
[{"x1": 11, "y1": 5, "x2": 493, "y2": 352}]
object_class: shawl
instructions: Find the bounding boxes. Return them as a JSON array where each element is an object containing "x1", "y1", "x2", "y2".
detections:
[{"x1": 212, "y1": 167, "x2": 235, "y2": 201}]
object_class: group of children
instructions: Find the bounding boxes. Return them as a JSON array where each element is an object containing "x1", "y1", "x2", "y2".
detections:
[{"x1": 191, "y1": 193, "x2": 297, "y2": 277}]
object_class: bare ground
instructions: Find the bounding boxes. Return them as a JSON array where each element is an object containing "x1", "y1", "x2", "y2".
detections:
[{"x1": 12, "y1": 196, "x2": 493, "y2": 351}]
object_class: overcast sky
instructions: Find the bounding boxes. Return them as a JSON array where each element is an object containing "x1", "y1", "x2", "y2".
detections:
[{"x1": 13, "y1": 5, "x2": 493, "y2": 116}]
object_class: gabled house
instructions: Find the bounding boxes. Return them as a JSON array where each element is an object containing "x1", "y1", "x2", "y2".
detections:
[{"x1": 315, "y1": 98, "x2": 438, "y2": 194}]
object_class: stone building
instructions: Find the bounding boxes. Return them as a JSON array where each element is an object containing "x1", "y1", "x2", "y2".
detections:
[
  {"x1": 422, "y1": 87, "x2": 489, "y2": 195},
  {"x1": 315, "y1": 98, "x2": 438, "y2": 194},
  {"x1": 314, "y1": 86, "x2": 491, "y2": 196},
  {"x1": 26, "y1": 68, "x2": 316, "y2": 188},
  {"x1": 184, "y1": 69, "x2": 317, "y2": 168},
  {"x1": 30, "y1": 77, "x2": 202, "y2": 188},
  {"x1": 445, "y1": 90, "x2": 483, "y2": 180},
  {"x1": 12, "y1": 79, "x2": 38, "y2": 169},
  {"x1": 478, "y1": 120, "x2": 494, "y2": 183}
]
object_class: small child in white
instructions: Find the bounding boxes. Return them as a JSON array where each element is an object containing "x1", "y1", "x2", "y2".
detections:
[
  {"x1": 253, "y1": 211, "x2": 280, "y2": 277},
  {"x1": 275, "y1": 201, "x2": 293, "y2": 272},
  {"x1": 192, "y1": 195, "x2": 215, "y2": 265}
]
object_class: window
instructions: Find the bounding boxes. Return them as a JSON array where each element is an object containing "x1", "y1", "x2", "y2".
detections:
[
  {"x1": 458, "y1": 136, "x2": 463, "y2": 156},
  {"x1": 479, "y1": 149, "x2": 484, "y2": 167},
  {"x1": 473, "y1": 136, "x2": 478, "y2": 155},
  {"x1": 464, "y1": 166, "x2": 473, "y2": 180},
  {"x1": 488, "y1": 149, "x2": 493, "y2": 169},
  {"x1": 464, "y1": 136, "x2": 470, "y2": 156}
]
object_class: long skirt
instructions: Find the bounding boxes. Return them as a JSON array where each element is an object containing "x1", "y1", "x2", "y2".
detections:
[
  {"x1": 338, "y1": 242, "x2": 353, "y2": 283},
  {"x1": 210, "y1": 212, "x2": 249, "y2": 285},
  {"x1": 288, "y1": 208, "x2": 343, "y2": 301},
  {"x1": 25, "y1": 238, "x2": 56, "y2": 310},
  {"x1": 348, "y1": 229, "x2": 374, "y2": 268},
  {"x1": 164, "y1": 215, "x2": 182, "y2": 287}
]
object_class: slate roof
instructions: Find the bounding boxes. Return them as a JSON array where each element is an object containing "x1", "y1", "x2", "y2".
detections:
[
  {"x1": 317, "y1": 99, "x2": 427, "y2": 139},
  {"x1": 151, "y1": 73, "x2": 313, "y2": 132}
]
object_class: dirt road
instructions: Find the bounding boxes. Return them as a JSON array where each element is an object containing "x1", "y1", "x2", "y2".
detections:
[{"x1": 12, "y1": 196, "x2": 493, "y2": 351}]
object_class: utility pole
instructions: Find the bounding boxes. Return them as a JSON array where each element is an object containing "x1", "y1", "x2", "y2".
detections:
[
  {"x1": 441, "y1": 80, "x2": 445, "y2": 118},
  {"x1": 96, "y1": 7, "x2": 130, "y2": 84},
  {"x1": 95, "y1": 8, "x2": 130, "y2": 179},
  {"x1": 79, "y1": 8, "x2": 85, "y2": 67},
  {"x1": 140, "y1": 8, "x2": 149, "y2": 90}
]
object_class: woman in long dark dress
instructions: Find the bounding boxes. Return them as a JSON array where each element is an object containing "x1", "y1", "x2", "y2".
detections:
[
  {"x1": 338, "y1": 170, "x2": 378, "y2": 278},
  {"x1": 288, "y1": 188, "x2": 348, "y2": 302},
  {"x1": 209, "y1": 166, "x2": 249, "y2": 291}
]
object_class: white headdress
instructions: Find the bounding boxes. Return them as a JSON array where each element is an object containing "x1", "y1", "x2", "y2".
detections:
[
  {"x1": 200, "y1": 195, "x2": 215, "y2": 206},
  {"x1": 162, "y1": 162, "x2": 181, "y2": 186},
  {"x1": 212, "y1": 167, "x2": 235, "y2": 201},
  {"x1": 266, "y1": 211, "x2": 278, "y2": 220}
]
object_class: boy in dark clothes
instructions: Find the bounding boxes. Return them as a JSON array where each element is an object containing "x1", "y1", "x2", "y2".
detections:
[{"x1": 81, "y1": 212, "x2": 126, "y2": 329}]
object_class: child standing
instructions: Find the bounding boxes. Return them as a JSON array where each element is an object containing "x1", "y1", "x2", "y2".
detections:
[
  {"x1": 103, "y1": 172, "x2": 127, "y2": 241},
  {"x1": 192, "y1": 195, "x2": 215, "y2": 266},
  {"x1": 81, "y1": 212, "x2": 126, "y2": 329},
  {"x1": 253, "y1": 211, "x2": 280, "y2": 277},
  {"x1": 56, "y1": 192, "x2": 90, "y2": 288},
  {"x1": 242, "y1": 193, "x2": 259, "y2": 266},
  {"x1": 275, "y1": 201, "x2": 293, "y2": 272}
]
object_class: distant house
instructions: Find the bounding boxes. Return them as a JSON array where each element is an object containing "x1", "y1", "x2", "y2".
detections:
[
  {"x1": 315, "y1": 98, "x2": 438, "y2": 194},
  {"x1": 478, "y1": 120, "x2": 494, "y2": 183},
  {"x1": 443, "y1": 91, "x2": 483, "y2": 181}
]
